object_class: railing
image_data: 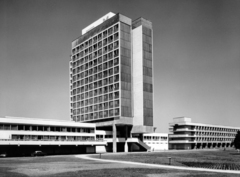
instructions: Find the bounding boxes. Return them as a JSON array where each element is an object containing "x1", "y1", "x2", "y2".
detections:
[{"x1": 0, "y1": 139, "x2": 103, "y2": 142}]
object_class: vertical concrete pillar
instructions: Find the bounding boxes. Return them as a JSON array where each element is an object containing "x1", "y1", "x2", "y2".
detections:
[
  {"x1": 124, "y1": 126, "x2": 128, "y2": 152},
  {"x1": 112, "y1": 123, "x2": 117, "y2": 153},
  {"x1": 124, "y1": 141, "x2": 128, "y2": 152},
  {"x1": 210, "y1": 144, "x2": 213, "y2": 149}
]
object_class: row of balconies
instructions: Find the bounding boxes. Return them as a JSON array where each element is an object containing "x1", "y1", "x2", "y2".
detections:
[
  {"x1": 71, "y1": 86, "x2": 120, "y2": 102},
  {"x1": 72, "y1": 24, "x2": 119, "y2": 54},
  {"x1": 72, "y1": 72, "x2": 119, "y2": 91},
  {"x1": 0, "y1": 125, "x2": 94, "y2": 133},
  {"x1": 71, "y1": 78, "x2": 119, "y2": 98},
  {"x1": 72, "y1": 106, "x2": 119, "y2": 116},
  {"x1": 170, "y1": 134, "x2": 236, "y2": 138},
  {"x1": 72, "y1": 57, "x2": 119, "y2": 75},
  {"x1": 71, "y1": 90, "x2": 119, "y2": 104},
  {"x1": 169, "y1": 140, "x2": 233, "y2": 143},
  {"x1": 71, "y1": 51, "x2": 119, "y2": 70},
  {"x1": 72, "y1": 92, "x2": 120, "y2": 106},
  {"x1": 174, "y1": 132, "x2": 237, "y2": 138},
  {"x1": 71, "y1": 84, "x2": 119, "y2": 102},
  {"x1": 196, "y1": 138, "x2": 233, "y2": 141},
  {"x1": 72, "y1": 46, "x2": 119, "y2": 65},
  {"x1": 1, "y1": 138, "x2": 100, "y2": 142},
  {"x1": 72, "y1": 84, "x2": 119, "y2": 99},
  {"x1": 71, "y1": 48, "x2": 119, "y2": 70},
  {"x1": 72, "y1": 109, "x2": 120, "y2": 121},
  {"x1": 72, "y1": 35, "x2": 118, "y2": 61},
  {"x1": 7, "y1": 135, "x2": 95, "y2": 141},
  {"x1": 174, "y1": 127, "x2": 240, "y2": 134},
  {"x1": 171, "y1": 124, "x2": 240, "y2": 133},
  {"x1": 195, "y1": 133, "x2": 236, "y2": 137},
  {"x1": 72, "y1": 63, "x2": 119, "y2": 81},
  {"x1": 195, "y1": 126, "x2": 239, "y2": 132},
  {"x1": 72, "y1": 100, "x2": 120, "y2": 113},
  {"x1": 170, "y1": 137, "x2": 234, "y2": 141},
  {"x1": 73, "y1": 79, "x2": 117, "y2": 92},
  {"x1": 72, "y1": 68, "x2": 119, "y2": 85}
]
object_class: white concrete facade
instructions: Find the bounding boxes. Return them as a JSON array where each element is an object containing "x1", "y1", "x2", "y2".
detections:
[
  {"x1": 169, "y1": 117, "x2": 240, "y2": 150},
  {"x1": 132, "y1": 26, "x2": 144, "y2": 126},
  {"x1": 0, "y1": 116, "x2": 106, "y2": 147},
  {"x1": 143, "y1": 133, "x2": 168, "y2": 151}
]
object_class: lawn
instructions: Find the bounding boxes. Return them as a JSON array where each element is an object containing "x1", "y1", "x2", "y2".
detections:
[
  {"x1": 93, "y1": 149, "x2": 240, "y2": 170},
  {"x1": 0, "y1": 150, "x2": 240, "y2": 177}
]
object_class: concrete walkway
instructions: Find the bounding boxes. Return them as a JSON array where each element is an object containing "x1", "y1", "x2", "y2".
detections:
[{"x1": 75, "y1": 154, "x2": 240, "y2": 174}]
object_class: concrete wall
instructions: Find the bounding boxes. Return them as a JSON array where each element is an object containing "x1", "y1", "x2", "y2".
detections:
[
  {"x1": 132, "y1": 25, "x2": 144, "y2": 126},
  {"x1": 148, "y1": 143, "x2": 168, "y2": 151},
  {"x1": 95, "y1": 145, "x2": 107, "y2": 153},
  {"x1": 0, "y1": 132, "x2": 10, "y2": 139}
]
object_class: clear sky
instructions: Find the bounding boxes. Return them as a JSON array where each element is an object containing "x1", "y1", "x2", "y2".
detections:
[{"x1": 1, "y1": 0, "x2": 240, "y2": 133}]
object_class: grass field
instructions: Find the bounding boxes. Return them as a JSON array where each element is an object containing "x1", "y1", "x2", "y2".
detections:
[
  {"x1": 0, "y1": 150, "x2": 240, "y2": 177},
  {"x1": 94, "y1": 149, "x2": 240, "y2": 170}
]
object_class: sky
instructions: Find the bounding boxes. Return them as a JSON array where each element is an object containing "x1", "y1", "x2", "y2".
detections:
[{"x1": 0, "y1": 0, "x2": 240, "y2": 133}]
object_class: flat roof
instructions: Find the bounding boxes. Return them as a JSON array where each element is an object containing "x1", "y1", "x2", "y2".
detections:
[
  {"x1": 0, "y1": 116, "x2": 96, "y2": 128},
  {"x1": 169, "y1": 122, "x2": 240, "y2": 130},
  {"x1": 82, "y1": 12, "x2": 115, "y2": 35},
  {"x1": 144, "y1": 133, "x2": 168, "y2": 136}
]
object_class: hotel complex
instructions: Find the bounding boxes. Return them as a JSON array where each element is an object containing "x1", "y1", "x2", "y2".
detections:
[
  {"x1": 169, "y1": 117, "x2": 240, "y2": 150},
  {"x1": 69, "y1": 12, "x2": 154, "y2": 152},
  {"x1": 1, "y1": 12, "x2": 239, "y2": 156}
]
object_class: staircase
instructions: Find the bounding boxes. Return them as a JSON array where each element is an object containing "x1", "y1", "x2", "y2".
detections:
[
  {"x1": 126, "y1": 138, "x2": 151, "y2": 151},
  {"x1": 137, "y1": 139, "x2": 151, "y2": 151}
]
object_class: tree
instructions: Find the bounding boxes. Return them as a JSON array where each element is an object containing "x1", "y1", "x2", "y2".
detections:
[{"x1": 233, "y1": 131, "x2": 240, "y2": 152}]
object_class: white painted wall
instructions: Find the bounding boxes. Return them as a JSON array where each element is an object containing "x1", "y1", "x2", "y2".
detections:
[
  {"x1": 96, "y1": 146, "x2": 107, "y2": 153},
  {"x1": 132, "y1": 26, "x2": 144, "y2": 126},
  {"x1": 143, "y1": 133, "x2": 169, "y2": 150},
  {"x1": 0, "y1": 132, "x2": 11, "y2": 139},
  {"x1": 144, "y1": 142, "x2": 168, "y2": 151}
]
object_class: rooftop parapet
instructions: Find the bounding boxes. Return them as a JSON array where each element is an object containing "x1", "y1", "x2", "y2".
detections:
[{"x1": 173, "y1": 117, "x2": 192, "y2": 124}]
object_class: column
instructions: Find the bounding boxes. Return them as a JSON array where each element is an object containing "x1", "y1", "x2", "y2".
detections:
[
  {"x1": 210, "y1": 143, "x2": 213, "y2": 149},
  {"x1": 113, "y1": 123, "x2": 117, "y2": 153},
  {"x1": 124, "y1": 126, "x2": 128, "y2": 152}
]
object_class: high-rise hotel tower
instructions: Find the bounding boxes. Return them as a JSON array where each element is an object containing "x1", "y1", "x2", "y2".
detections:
[{"x1": 69, "y1": 12, "x2": 154, "y2": 152}]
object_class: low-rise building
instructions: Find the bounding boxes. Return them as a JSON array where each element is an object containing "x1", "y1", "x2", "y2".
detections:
[
  {"x1": 169, "y1": 117, "x2": 240, "y2": 150},
  {"x1": 143, "y1": 133, "x2": 168, "y2": 151},
  {"x1": 0, "y1": 116, "x2": 106, "y2": 156}
]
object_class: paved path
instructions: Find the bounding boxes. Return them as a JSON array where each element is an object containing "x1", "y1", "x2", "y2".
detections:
[{"x1": 75, "y1": 154, "x2": 240, "y2": 174}]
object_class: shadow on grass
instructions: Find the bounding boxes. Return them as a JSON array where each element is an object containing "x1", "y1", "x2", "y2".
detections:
[
  {"x1": 0, "y1": 167, "x2": 28, "y2": 177},
  {"x1": 230, "y1": 153, "x2": 240, "y2": 155},
  {"x1": 179, "y1": 161, "x2": 240, "y2": 171},
  {"x1": 43, "y1": 168, "x2": 237, "y2": 177}
]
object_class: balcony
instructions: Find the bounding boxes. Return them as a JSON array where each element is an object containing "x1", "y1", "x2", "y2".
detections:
[{"x1": 169, "y1": 140, "x2": 195, "y2": 143}]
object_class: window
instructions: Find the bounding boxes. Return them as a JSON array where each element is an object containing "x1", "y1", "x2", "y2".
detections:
[{"x1": 114, "y1": 24, "x2": 119, "y2": 32}]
